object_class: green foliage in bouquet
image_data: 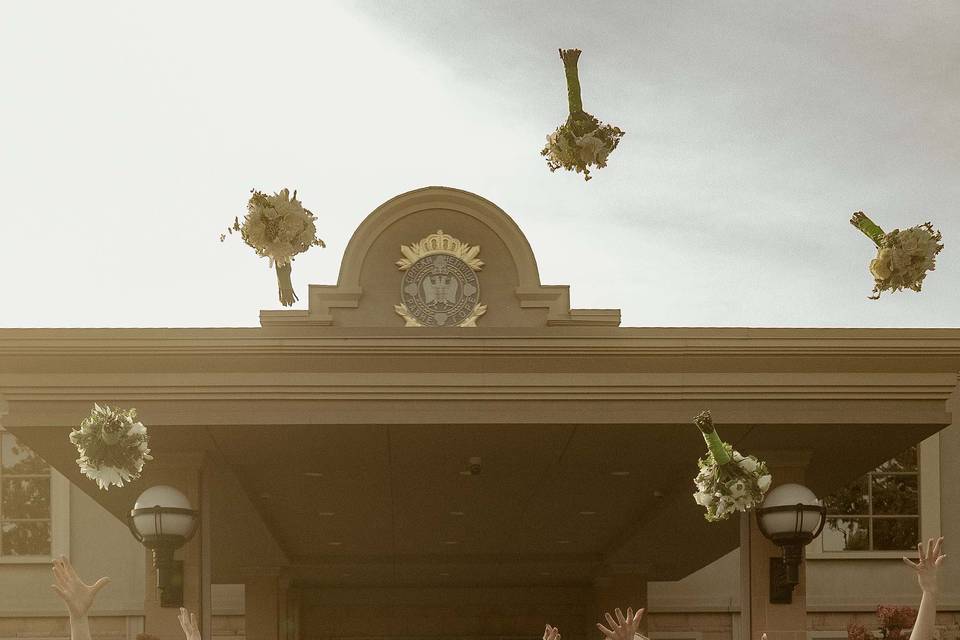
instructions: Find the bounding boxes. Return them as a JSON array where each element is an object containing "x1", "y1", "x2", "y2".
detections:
[
  {"x1": 542, "y1": 49, "x2": 625, "y2": 181},
  {"x1": 850, "y1": 212, "x2": 943, "y2": 300},
  {"x1": 70, "y1": 404, "x2": 152, "y2": 490},
  {"x1": 692, "y1": 410, "x2": 772, "y2": 522}
]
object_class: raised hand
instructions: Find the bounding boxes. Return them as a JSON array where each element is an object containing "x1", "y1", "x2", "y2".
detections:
[
  {"x1": 903, "y1": 537, "x2": 946, "y2": 594},
  {"x1": 543, "y1": 624, "x2": 561, "y2": 640},
  {"x1": 597, "y1": 607, "x2": 645, "y2": 640},
  {"x1": 179, "y1": 607, "x2": 202, "y2": 640},
  {"x1": 51, "y1": 556, "x2": 110, "y2": 619}
]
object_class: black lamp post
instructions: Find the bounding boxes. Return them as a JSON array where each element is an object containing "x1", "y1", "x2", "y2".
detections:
[
  {"x1": 755, "y1": 483, "x2": 826, "y2": 604},
  {"x1": 127, "y1": 485, "x2": 200, "y2": 608}
]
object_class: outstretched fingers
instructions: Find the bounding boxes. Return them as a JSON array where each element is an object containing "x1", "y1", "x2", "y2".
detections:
[
  {"x1": 91, "y1": 576, "x2": 111, "y2": 594},
  {"x1": 61, "y1": 555, "x2": 81, "y2": 580}
]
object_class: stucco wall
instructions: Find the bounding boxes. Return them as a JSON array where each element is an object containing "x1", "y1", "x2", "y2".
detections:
[{"x1": 0, "y1": 482, "x2": 145, "y2": 616}]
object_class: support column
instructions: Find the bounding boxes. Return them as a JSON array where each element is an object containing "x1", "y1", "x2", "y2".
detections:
[
  {"x1": 244, "y1": 573, "x2": 293, "y2": 640},
  {"x1": 589, "y1": 572, "x2": 648, "y2": 638},
  {"x1": 141, "y1": 453, "x2": 209, "y2": 640},
  {"x1": 741, "y1": 452, "x2": 811, "y2": 640}
]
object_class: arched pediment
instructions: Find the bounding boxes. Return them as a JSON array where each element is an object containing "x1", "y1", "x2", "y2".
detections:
[{"x1": 260, "y1": 186, "x2": 619, "y2": 328}]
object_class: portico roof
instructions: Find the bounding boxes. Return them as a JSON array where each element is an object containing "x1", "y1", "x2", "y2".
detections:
[{"x1": 1, "y1": 188, "x2": 957, "y2": 588}]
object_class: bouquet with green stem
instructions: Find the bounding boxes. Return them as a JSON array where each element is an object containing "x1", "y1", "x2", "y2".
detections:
[
  {"x1": 541, "y1": 49, "x2": 625, "y2": 181},
  {"x1": 850, "y1": 212, "x2": 943, "y2": 300},
  {"x1": 692, "y1": 410, "x2": 772, "y2": 522}
]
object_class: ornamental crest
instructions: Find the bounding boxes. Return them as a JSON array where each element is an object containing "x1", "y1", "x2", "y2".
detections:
[{"x1": 394, "y1": 230, "x2": 487, "y2": 327}]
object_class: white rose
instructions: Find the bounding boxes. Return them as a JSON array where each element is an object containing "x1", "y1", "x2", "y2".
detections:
[
  {"x1": 577, "y1": 135, "x2": 604, "y2": 164},
  {"x1": 126, "y1": 422, "x2": 146, "y2": 436},
  {"x1": 757, "y1": 474, "x2": 772, "y2": 492},
  {"x1": 738, "y1": 457, "x2": 758, "y2": 473},
  {"x1": 897, "y1": 229, "x2": 922, "y2": 254},
  {"x1": 870, "y1": 249, "x2": 894, "y2": 280},
  {"x1": 693, "y1": 492, "x2": 715, "y2": 506}
]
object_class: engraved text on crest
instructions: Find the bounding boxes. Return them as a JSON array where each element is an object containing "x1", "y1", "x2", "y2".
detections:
[{"x1": 394, "y1": 231, "x2": 487, "y2": 327}]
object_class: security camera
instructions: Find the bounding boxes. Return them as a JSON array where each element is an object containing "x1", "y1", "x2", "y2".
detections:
[{"x1": 468, "y1": 456, "x2": 482, "y2": 475}]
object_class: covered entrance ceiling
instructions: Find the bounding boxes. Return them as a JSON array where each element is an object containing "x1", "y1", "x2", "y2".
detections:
[{"x1": 1, "y1": 187, "x2": 957, "y2": 591}]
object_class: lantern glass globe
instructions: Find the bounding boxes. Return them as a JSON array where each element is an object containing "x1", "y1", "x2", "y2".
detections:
[
  {"x1": 132, "y1": 485, "x2": 195, "y2": 538},
  {"x1": 758, "y1": 483, "x2": 823, "y2": 536}
]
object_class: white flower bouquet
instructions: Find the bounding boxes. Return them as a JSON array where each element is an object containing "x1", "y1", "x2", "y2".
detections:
[
  {"x1": 222, "y1": 188, "x2": 325, "y2": 306},
  {"x1": 692, "y1": 410, "x2": 772, "y2": 522},
  {"x1": 542, "y1": 48, "x2": 625, "y2": 181},
  {"x1": 850, "y1": 212, "x2": 943, "y2": 300},
  {"x1": 70, "y1": 404, "x2": 153, "y2": 491}
]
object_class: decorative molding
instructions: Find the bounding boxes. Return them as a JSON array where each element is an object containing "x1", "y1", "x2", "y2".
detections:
[
  {"x1": 259, "y1": 309, "x2": 333, "y2": 327},
  {"x1": 395, "y1": 229, "x2": 483, "y2": 271},
  {"x1": 2, "y1": 328, "x2": 960, "y2": 358},
  {"x1": 552, "y1": 308, "x2": 622, "y2": 327},
  {"x1": 251, "y1": 187, "x2": 624, "y2": 327},
  {"x1": 1, "y1": 377, "x2": 956, "y2": 402},
  {"x1": 392, "y1": 231, "x2": 487, "y2": 327}
]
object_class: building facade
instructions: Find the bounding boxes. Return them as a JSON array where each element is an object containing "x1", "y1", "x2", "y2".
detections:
[{"x1": 0, "y1": 187, "x2": 958, "y2": 640}]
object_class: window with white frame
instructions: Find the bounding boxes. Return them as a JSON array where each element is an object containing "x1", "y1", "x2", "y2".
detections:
[
  {"x1": 812, "y1": 433, "x2": 941, "y2": 557},
  {"x1": 0, "y1": 428, "x2": 69, "y2": 561},
  {"x1": 0, "y1": 429, "x2": 53, "y2": 556},
  {"x1": 820, "y1": 445, "x2": 920, "y2": 551}
]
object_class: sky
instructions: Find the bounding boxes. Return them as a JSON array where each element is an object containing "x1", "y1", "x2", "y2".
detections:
[{"x1": 0, "y1": 1, "x2": 957, "y2": 328}]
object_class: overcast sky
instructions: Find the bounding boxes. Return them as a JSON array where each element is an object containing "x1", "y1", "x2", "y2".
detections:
[{"x1": 1, "y1": 1, "x2": 957, "y2": 328}]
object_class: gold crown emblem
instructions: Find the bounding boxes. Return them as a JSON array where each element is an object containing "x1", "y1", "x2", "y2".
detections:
[{"x1": 396, "y1": 230, "x2": 484, "y2": 272}]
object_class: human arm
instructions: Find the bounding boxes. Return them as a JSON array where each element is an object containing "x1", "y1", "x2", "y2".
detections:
[
  {"x1": 597, "y1": 607, "x2": 645, "y2": 640},
  {"x1": 179, "y1": 607, "x2": 202, "y2": 640},
  {"x1": 51, "y1": 556, "x2": 110, "y2": 640},
  {"x1": 905, "y1": 537, "x2": 946, "y2": 640}
]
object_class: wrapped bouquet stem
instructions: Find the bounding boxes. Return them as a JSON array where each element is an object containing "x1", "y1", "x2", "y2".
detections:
[
  {"x1": 850, "y1": 211, "x2": 943, "y2": 300},
  {"x1": 692, "y1": 410, "x2": 772, "y2": 522},
  {"x1": 275, "y1": 263, "x2": 297, "y2": 306},
  {"x1": 222, "y1": 188, "x2": 325, "y2": 307},
  {"x1": 541, "y1": 48, "x2": 625, "y2": 181}
]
